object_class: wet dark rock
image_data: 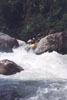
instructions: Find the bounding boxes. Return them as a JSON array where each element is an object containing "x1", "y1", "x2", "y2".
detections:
[
  {"x1": 34, "y1": 32, "x2": 67, "y2": 54},
  {"x1": 0, "y1": 32, "x2": 19, "y2": 52},
  {"x1": 0, "y1": 59, "x2": 24, "y2": 75}
]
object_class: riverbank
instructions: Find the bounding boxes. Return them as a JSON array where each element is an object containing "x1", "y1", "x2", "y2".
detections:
[{"x1": 0, "y1": 0, "x2": 67, "y2": 41}]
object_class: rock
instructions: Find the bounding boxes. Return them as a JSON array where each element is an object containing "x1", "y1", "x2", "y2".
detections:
[
  {"x1": 0, "y1": 32, "x2": 19, "y2": 52},
  {"x1": 0, "y1": 59, "x2": 24, "y2": 75},
  {"x1": 34, "y1": 32, "x2": 67, "y2": 54},
  {"x1": 17, "y1": 39, "x2": 26, "y2": 46}
]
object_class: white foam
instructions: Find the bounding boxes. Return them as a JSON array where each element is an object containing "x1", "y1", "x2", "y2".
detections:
[{"x1": 0, "y1": 46, "x2": 67, "y2": 80}]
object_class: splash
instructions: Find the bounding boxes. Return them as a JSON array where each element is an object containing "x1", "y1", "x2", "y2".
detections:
[{"x1": 0, "y1": 46, "x2": 67, "y2": 80}]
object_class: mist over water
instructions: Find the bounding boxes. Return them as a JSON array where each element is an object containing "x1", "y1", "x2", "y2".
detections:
[{"x1": 0, "y1": 46, "x2": 67, "y2": 100}]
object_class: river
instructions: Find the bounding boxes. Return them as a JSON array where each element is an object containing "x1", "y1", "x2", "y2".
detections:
[{"x1": 0, "y1": 46, "x2": 67, "y2": 100}]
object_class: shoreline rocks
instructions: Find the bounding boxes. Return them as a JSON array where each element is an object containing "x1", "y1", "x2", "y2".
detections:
[
  {"x1": 0, "y1": 59, "x2": 24, "y2": 75},
  {"x1": 0, "y1": 32, "x2": 19, "y2": 52},
  {"x1": 34, "y1": 32, "x2": 67, "y2": 55}
]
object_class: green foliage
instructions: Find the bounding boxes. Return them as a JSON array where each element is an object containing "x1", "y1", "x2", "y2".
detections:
[{"x1": 0, "y1": 0, "x2": 67, "y2": 40}]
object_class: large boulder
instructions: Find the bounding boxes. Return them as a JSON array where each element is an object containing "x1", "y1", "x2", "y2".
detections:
[
  {"x1": 34, "y1": 32, "x2": 67, "y2": 54},
  {"x1": 0, "y1": 32, "x2": 19, "y2": 52},
  {"x1": 0, "y1": 59, "x2": 24, "y2": 75}
]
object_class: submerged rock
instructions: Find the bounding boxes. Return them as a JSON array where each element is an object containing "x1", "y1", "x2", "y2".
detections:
[
  {"x1": 0, "y1": 32, "x2": 19, "y2": 52},
  {"x1": 34, "y1": 32, "x2": 67, "y2": 54},
  {"x1": 0, "y1": 59, "x2": 24, "y2": 75}
]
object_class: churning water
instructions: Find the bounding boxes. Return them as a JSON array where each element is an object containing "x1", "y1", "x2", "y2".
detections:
[{"x1": 0, "y1": 46, "x2": 67, "y2": 100}]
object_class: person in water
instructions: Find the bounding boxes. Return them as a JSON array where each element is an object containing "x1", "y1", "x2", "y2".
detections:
[
  {"x1": 26, "y1": 38, "x2": 36, "y2": 51},
  {"x1": 27, "y1": 38, "x2": 35, "y2": 44}
]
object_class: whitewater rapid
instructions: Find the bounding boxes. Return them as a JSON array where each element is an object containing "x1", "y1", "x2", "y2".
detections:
[
  {"x1": 0, "y1": 46, "x2": 67, "y2": 80},
  {"x1": 0, "y1": 46, "x2": 67, "y2": 100}
]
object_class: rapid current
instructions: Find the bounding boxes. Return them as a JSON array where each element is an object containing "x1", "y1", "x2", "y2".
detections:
[{"x1": 0, "y1": 46, "x2": 67, "y2": 100}]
